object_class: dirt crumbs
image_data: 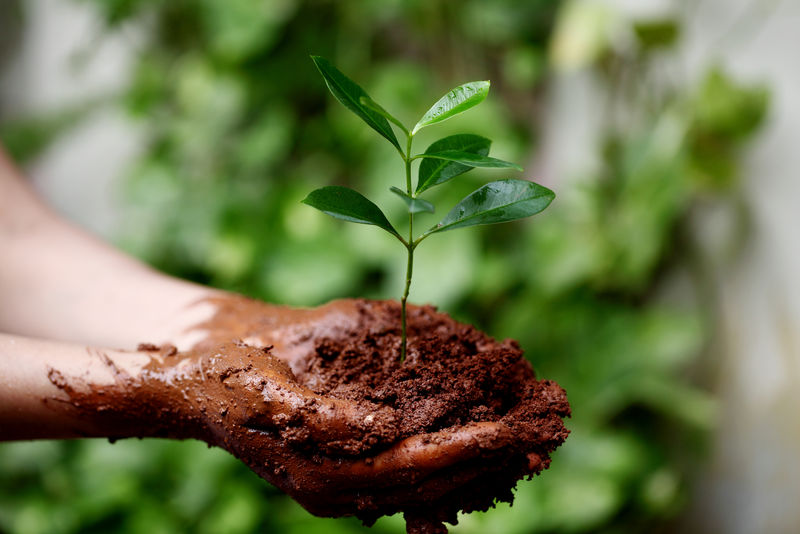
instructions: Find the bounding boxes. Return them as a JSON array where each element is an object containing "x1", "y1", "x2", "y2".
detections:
[{"x1": 295, "y1": 300, "x2": 571, "y2": 534}]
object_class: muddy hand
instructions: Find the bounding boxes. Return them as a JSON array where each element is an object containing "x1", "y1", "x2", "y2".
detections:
[
  {"x1": 135, "y1": 338, "x2": 516, "y2": 517},
  {"x1": 187, "y1": 295, "x2": 366, "y2": 370},
  {"x1": 167, "y1": 294, "x2": 521, "y2": 516},
  {"x1": 143, "y1": 340, "x2": 398, "y2": 456}
]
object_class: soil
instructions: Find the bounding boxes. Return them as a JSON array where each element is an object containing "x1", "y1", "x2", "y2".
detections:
[{"x1": 293, "y1": 301, "x2": 571, "y2": 533}]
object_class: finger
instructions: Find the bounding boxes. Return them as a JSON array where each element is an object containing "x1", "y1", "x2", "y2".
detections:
[
  {"x1": 294, "y1": 459, "x2": 497, "y2": 519},
  {"x1": 286, "y1": 423, "x2": 518, "y2": 518},
  {"x1": 242, "y1": 369, "x2": 398, "y2": 456},
  {"x1": 303, "y1": 421, "x2": 514, "y2": 488},
  {"x1": 301, "y1": 395, "x2": 398, "y2": 455},
  {"x1": 347, "y1": 421, "x2": 513, "y2": 481}
]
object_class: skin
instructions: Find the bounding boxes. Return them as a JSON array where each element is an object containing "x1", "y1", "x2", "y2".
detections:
[{"x1": 0, "y1": 145, "x2": 514, "y2": 516}]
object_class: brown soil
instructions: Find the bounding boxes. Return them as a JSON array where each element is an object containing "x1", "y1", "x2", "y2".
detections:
[{"x1": 294, "y1": 301, "x2": 571, "y2": 533}]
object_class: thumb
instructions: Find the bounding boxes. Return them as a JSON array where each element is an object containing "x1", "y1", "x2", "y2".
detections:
[{"x1": 242, "y1": 364, "x2": 398, "y2": 456}]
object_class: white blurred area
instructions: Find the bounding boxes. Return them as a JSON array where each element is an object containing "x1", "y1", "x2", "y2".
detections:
[
  {"x1": 682, "y1": 1, "x2": 800, "y2": 532},
  {"x1": 1, "y1": 0, "x2": 799, "y2": 532},
  {"x1": 0, "y1": 0, "x2": 143, "y2": 239}
]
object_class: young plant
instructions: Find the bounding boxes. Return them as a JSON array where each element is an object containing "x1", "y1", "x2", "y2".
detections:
[{"x1": 303, "y1": 56, "x2": 555, "y2": 361}]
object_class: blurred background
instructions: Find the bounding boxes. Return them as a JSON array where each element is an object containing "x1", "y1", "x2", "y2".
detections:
[{"x1": 0, "y1": 0, "x2": 797, "y2": 532}]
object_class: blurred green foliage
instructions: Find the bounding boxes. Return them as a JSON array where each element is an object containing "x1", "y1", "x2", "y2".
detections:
[{"x1": 0, "y1": 1, "x2": 768, "y2": 533}]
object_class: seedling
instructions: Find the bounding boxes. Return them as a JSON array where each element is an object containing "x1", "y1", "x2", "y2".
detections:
[{"x1": 303, "y1": 56, "x2": 555, "y2": 361}]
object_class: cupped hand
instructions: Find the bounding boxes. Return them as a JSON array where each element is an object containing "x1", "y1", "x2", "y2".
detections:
[
  {"x1": 137, "y1": 295, "x2": 518, "y2": 518},
  {"x1": 192, "y1": 344, "x2": 514, "y2": 518}
]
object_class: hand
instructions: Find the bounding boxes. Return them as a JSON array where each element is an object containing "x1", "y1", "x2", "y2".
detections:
[
  {"x1": 165, "y1": 294, "x2": 564, "y2": 524},
  {"x1": 173, "y1": 342, "x2": 515, "y2": 519},
  {"x1": 45, "y1": 294, "x2": 520, "y2": 522}
]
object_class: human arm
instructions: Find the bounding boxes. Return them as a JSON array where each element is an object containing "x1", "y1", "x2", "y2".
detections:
[
  {"x1": 0, "y1": 146, "x2": 216, "y2": 348},
  {"x1": 0, "y1": 332, "x2": 151, "y2": 440}
]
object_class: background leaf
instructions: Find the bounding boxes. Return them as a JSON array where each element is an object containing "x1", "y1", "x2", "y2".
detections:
[
  {"x1": 302, "y1": 186, "x2": 399, "y2": 237},
  {"x1": 417, "y1": 134, "x2": 491, "y2": 193},
  {"x1": 389, "y1": 186, "x2": 434, "y2": 213},
  {"x1": 427, "y1": 179, "x2": 554, "y2": 235},
  {"x1": 311, "y1": 56, "x2": 401, "y2": 150},
  {"x1": 412, "y1": 80, "x2": 490, "y2": 134}
]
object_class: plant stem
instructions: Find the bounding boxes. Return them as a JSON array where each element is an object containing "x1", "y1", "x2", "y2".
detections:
[
  {"x1": 400, "y1": 133, "x2": 414, "y2": 362},
  {"x1": 400, "y1": 239, "x2": 413, "y2": 362}
]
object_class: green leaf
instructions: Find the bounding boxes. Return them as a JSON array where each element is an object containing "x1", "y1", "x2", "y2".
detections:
[
  {"x1": 425, "y1": 179, "x2": 554, "y2": 236},
  {"x1": 389, "y1": 186, "x2": 435, "y2": 214},
  {"x1": 416, "y1": 150, "x2": 522, "y2": 171},
  {"x1": 359, "y1": 96, "x2": 408, "y2": 134},
  {"x1": 310, "y1": 56, "x2": 401, "y2": 150},
  {"x1": 412, "y1": 81, "x2": 490, "y2": 135},
  {"x1": 417, "y1": 134, "x2": 491, "y2": 193},
  {"x1": 302, "y1": 186, "x2": 400, "y2": 238},
  {"x1": 633, "y1": 19, "x2": 679, "y2": 51}
]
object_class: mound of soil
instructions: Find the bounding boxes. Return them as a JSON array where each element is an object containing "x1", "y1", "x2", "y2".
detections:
[{"x1": 294, "y1": 301, "x2": 571, "y2": 533}]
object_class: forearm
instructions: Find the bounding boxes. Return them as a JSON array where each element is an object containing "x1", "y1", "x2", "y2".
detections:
[
  {"x1": 0, "y1": 146, "x2": 217, "y2": 349},
  {"x1": 0, "y1": 332, "x2": 152, "y2": 441}
]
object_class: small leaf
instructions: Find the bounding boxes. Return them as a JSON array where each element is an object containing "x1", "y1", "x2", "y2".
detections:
[
  {"x1": 426, "y1": 179, "x2": 554, "y2": 236},
  {"x1": 417, "y1": 134, "x2": 491, "y2": 194},
  {"x1": 417, "y1": 150, "x2": 522, "y2": 171},
  {"x1": 412, "y1": 81, "x2": 490, "y2": 135},
  {"x1": 390, "y1": 186, "x2": 435, "y2": 214},
  {"x1": 360, "y1": 96, "x2": 408, "y2": 134},
  {"x1": 302, "y1": 186, "x2": 400, "y2": 238},
  {"x1": 311, "y1": 56, "x2": 401, "y2": 150}
]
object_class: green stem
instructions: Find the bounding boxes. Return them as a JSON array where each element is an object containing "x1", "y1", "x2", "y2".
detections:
[
  {"x1": 412, "y1": 232, "x2": 431, "y2": 248},
  {"x1": 400, "y1": 239, "x2": 413, "y2": 362},
  {"x1": 400, "y1": 133, "x2": 414, "y2": 362},
  {"x1": 405, "y1": 134, "x2": 413, "y2": 193}
]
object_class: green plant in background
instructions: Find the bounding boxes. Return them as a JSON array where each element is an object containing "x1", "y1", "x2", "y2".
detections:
[
  {"x1": 0, "y1": 1, "x2": 770, "y2": 533},
  {"x1": 303, "y1": 56, "x2": 554, "y2": 360}
]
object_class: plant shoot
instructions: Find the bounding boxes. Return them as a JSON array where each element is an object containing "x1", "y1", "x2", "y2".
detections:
[{"x1": 303, "y1": 56, "x2": 555, "y2": 361}]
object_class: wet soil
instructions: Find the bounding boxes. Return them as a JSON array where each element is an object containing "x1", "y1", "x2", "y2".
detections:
[{"x1": 294, "y1": 301, "x2": 571, "y2": 533}]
